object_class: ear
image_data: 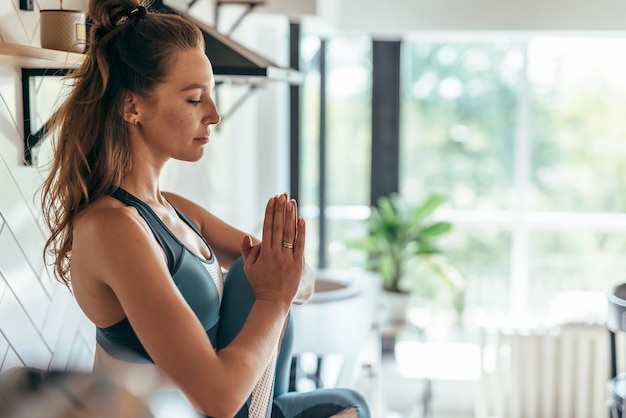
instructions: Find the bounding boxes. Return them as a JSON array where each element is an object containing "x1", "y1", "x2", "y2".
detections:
[{"x1": 121, "y1": 91, "x2": 140, "y2": 124}]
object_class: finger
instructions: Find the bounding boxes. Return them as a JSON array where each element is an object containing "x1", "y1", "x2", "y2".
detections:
[
  {"x1": 246, "y1": 244, "x2": 261, "y2": 265},
  {"x1": 282, "y1": 199, "x2": 297, "y2": 250},
  {"x1": 240, "y1": 235, "x2": 253, "y2": 259},
  {"x1": 241, "y1": 235, "x2": 262, "y2": 265},
  {"x1": 291, "y1": 198, "x2": 299, "y2": 232},
  {"x1": 261, "y1": 196, "x2": 277, "y2": 247},
  {"x1": 272, "y1": 193, "x2": 287, "y2": 249},
  {"x1": 293, "y1": 216, "x2": 306, "y2": 260}
]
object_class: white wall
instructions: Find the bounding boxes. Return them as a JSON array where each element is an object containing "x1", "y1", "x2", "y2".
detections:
[{"x1": 0, "y1": 0, "x2": 94, "y2": 374}]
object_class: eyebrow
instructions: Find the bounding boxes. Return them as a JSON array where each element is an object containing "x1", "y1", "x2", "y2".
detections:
[{"x1": 181, "y1": 83, "x2": 213, "y2": 92}]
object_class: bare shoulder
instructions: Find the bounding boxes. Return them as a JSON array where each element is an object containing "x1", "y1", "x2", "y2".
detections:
[
  {"x1": 74, "y1": 195, "x2": 150, "y2": 245},
  {"x1": 72, "y1": 195, "x2": 163, "y2": 284}
]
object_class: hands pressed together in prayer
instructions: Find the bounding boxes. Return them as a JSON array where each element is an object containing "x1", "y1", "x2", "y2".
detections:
[{"x1": 240, "y1": 193, "x2": 305, "y2": 307}]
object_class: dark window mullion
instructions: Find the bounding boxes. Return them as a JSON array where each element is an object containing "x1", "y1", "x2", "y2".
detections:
[
  {"x1": 318, "y1": 39, "x2": 328, "y2": 268},
  {"x1": 371, "y1": 40, "x2": 401, "y2": 206},
  {"x1": 289, "y1": 21, "x2": 301, "y2": 202}
]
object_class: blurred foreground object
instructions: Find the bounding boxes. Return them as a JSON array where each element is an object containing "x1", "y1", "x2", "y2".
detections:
[{"x1": 0, "y1": 367, "x2": 153, "y2": 418}]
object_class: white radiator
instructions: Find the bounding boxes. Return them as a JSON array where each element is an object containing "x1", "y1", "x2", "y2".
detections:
[{"x1": 477, "y1": 323, "x2": 613, "y2": 418}]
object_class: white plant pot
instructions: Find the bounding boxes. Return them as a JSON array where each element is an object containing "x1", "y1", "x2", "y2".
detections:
[{"x1": 382, "y1": 290, "x2": 411, "y2": 324}]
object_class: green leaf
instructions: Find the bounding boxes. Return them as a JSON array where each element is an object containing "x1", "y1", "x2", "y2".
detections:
[
  {"x1": 379, "y1": 255, "x2": 400, "y2": 289},
  {"x1": 408, "y1": 194, "x2": 445, "y2": 228},
  {"x1": 413, "y1": 246, "x2": 439, "y2": 256},
  {"x1": 418, "y1": 221, "x2": 452, "y2": 239},
  {"x1": 376, "y1": 195, "x2": 399, "y2": 225}
]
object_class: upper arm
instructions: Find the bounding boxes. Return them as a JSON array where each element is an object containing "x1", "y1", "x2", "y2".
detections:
[
  {"x1": 162, "y1": 192, "x2": 258, "y2": 268},
  {"x1": 77, "y1": 209, "x2": 227, "y2": 400}
]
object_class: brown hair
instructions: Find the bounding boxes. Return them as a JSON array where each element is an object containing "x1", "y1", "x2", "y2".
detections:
[{"x1": 40, "y1": 0, "x2": 205, "y2": 288}]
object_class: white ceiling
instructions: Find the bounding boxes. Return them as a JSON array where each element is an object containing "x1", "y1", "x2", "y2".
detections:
[{"x1": 256, "y1": 0, "x2": 626, "y2": 36}]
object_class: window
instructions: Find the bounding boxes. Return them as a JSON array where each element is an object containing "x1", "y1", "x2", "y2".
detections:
[
  {"x1": 300, "y1": 36, "x2": 372, "y2": 268},
  {"x1": 400, "y1": 36, "x2": 626, "y2": 321},
  {"x1": 303, "y1": 34, "x2": 626, "y2": 325}
]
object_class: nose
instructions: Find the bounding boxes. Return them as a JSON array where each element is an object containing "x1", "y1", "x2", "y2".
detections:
[{"x1": 204, "y1": 98, "x2": 221, "y2": 126}]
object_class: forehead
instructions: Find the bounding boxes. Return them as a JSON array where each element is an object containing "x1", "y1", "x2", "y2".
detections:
[{"x1": 161, "y1": 48, "x2": 214, "y2": 90}]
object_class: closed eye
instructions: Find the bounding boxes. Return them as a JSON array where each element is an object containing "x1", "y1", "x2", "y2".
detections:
[{"x1": 187, "y1": 99, "x2": 202, "y2": 105}]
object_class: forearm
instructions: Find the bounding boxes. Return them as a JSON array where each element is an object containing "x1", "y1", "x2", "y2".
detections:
[{"x1": 196, "y1": 299, "x2": 290, "y2": 416}]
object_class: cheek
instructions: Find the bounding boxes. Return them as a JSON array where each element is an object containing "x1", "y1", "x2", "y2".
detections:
[
  {"x1": 173, "y1": 110, "x2": 194, "y2": 127},
  {"x1": 161, "y1": 110, "x2": 188, "y2": 129}
]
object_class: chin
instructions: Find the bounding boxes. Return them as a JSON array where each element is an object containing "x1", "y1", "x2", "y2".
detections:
[
  {"x1": 176, "y1": 150, "x2": 205, "y2": 163},
  {"x1": 193, "y1": 149, "x2": 206, "y2": 161}
]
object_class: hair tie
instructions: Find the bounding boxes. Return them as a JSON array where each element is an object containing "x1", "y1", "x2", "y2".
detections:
[{"x1": 127, "y1": 6, "x2": 146, "y2": 20}]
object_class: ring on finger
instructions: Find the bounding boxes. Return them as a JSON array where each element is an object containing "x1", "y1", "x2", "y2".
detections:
[{"x1": 282, "y1": 241, "x2": 294, "y2": 249}]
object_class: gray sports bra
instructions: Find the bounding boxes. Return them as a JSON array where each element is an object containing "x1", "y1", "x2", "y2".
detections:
[{"x1": 95, "y1": 187, "x2": 222, "y2": 363}]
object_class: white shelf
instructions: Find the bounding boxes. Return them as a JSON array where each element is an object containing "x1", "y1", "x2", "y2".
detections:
[{"x1": 0, "y1": 42, "x2": 84, "y2": 69}]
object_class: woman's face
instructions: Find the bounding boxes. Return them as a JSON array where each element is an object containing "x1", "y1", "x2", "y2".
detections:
[{"x1": 132, "y1": 48, "x2": 221, "y2": 163}]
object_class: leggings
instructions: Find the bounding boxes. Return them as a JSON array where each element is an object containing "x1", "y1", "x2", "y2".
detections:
[{"x1": 217, "y1": 257, "x2": 371, "y2": 418}]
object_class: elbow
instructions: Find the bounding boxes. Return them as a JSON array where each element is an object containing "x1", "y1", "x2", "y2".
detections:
[
  {"x1": 195, "y1": 396, "x2": 247, "y2": 418},
  {"x1": 183, "y1": 354, "x2": 257, "y2": 417},
  {"x1": 189, "y1": 378, "x2": 251, "y2": 418}
]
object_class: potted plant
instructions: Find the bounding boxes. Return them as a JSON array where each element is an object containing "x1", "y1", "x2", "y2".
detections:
[{"x1": 348, "y1": 193, "x2": 464, "y2": 323}]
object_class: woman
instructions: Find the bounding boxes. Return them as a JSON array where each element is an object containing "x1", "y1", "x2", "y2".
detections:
[{"x1": 40, "y1": 1, "x2": 370, "y2": 417}]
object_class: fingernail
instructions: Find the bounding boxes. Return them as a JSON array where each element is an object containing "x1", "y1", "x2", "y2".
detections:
[{"x1": 287, "y1": 202, "x2": 293, "y2": 211}]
